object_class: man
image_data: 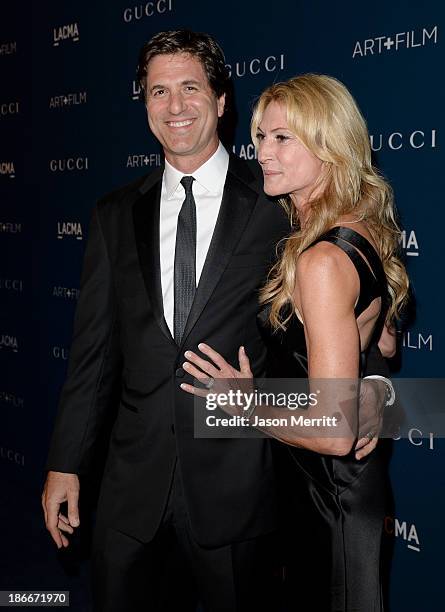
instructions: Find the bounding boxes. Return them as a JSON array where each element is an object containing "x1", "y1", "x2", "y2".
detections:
[{"x1": 42, "y1": 30, "x2": 290, "y2": 611}]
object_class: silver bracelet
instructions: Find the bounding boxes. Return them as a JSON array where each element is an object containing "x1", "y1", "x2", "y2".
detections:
[{"x1": 362, "y1": 375, "x2": 396, "y2": 406}]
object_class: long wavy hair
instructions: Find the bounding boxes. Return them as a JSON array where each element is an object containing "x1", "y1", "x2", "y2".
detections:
[{"x1": 251, "y1": 74, "x2": 409, "y2": 329}]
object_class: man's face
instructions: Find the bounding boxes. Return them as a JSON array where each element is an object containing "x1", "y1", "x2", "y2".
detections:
[{"x1": 145, "y1": 53, "x2": 225, "y2": 170}]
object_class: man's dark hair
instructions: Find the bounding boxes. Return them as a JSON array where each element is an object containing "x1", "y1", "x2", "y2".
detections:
[{"x1": 136, "y1": 29, "x2": 230, "y2": 101}]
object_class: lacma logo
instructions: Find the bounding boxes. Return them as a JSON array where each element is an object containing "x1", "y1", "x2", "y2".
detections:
[
  {"x1": 57, "y1": 222, "x2": 83, "y2": 240},
  {"x1": 53, "y1": 23, "x2": 80, "y2": 47},
  {"x1": 401, "y1": 230, "x2": 419, "y2": 257},
  {"x1": 226, "y1": 54, "x2": 285, "y2": 78},
  {"x1": 123, "y1": 1, "x2": 173, "y2": 22},
  {"x1": 232, "y1": 144, "x2": 257, "y2": 160},
  {"x1": 0, "y1": 334, "x2": 18, "y2": 352},
  {"x1": 126, "y1": 153, "x2": 161, "y2": 168},
  {"x1": 384, "y1": 517, "x2": 420, "y2": 552},
  {"x1": 353, "y1": 26, "x2": 438, "y2": 58},
  {"x1": 131, "y1": 80, "x2": 142, "y2": 101},
  {"x1": 49, "y1": 91, "x2": 87, "y2": 109},
  {"x1": 0, "y1": 162, "x2": 15, "y2": 178}
]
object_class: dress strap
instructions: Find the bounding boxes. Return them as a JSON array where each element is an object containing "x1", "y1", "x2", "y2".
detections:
[
  {"x1": 327, "y1": 227, "x2": 386, "y2": 288},
  {"x1": 309, "y1": 227, "x2": 388, "y2": 317}
]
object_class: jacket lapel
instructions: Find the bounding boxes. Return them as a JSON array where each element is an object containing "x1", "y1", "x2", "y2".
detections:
[
  {"x1": 132, "y1": 156, "x2": 261, "y2": 348},
  {"x1": 180, "y1": 155, "x2": 260, "y2": 346},
  {"x1": 133, "y1": 166, "x2": 175, "y2": 345}
]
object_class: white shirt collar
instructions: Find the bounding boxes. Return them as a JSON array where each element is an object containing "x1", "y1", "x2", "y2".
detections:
[{"x1": 163, "y1": 142, "x2": 229, "y2": 200}]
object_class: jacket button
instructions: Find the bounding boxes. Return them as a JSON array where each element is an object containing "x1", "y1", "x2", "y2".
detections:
[
  {"x1": 171, "y1": 424, "x2": 175, "y2": 434},
  {"x1": 175, "y1": 367, "x2": 185, "y2": 378}
]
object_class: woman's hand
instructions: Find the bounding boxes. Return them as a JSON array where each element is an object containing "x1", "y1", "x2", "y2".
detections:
[{"x1": 180, "y1": 343, "x2": 253, "y2": 410}]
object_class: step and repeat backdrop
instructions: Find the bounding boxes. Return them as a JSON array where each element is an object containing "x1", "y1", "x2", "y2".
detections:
[{"x1": 1, "y1": 1, "x2": 443, "y2": 610}]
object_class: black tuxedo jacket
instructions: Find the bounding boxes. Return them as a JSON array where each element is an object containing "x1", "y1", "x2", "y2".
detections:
[{"x1": 46, "y1": 154, "x2": 291, "y2": 547}]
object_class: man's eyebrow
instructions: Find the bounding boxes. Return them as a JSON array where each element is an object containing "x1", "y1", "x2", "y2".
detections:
[
  {"x1": 149, "y1": 79, "x2": 201, "y2": 93},
  {"x1": 181, "y1": 79, "x2": 201, "y2": 86}
]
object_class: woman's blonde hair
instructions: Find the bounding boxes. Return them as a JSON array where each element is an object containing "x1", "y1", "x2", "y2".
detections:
[{"x1": 251, "y1": 73, "x2": 409, "y2": 329}]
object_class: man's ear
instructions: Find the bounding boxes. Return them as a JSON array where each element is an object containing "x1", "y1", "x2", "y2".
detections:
[{"x1": 217, "y1": 93, "x2": 226, "y2": 118}]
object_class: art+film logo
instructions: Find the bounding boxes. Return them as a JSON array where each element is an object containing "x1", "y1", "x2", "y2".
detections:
[
  {"x1": 52, "y1": 286, "x2": 80, "y2": 300},
  {"x1": 123, "y1": 1, "x2": 173, "y2": 22},
  {"x1": 57, "y1": 221, "x2": 83, "y2": 241},
  {"x1": 384, "y1": 516, "x2": 421, "y2": 552},
  {"x1": 353, "y1": 25, "x2": 438, "y2": 58},
  {"x1": 0, "y1": 161, "x2": 16, "y2": 178},
  {"x1": 126, "y1": 153, "x2": 161, "y2": 168},
  {"x1": 53, "y1": 22, "x2": 80, "y2": 47},
  {"x1": 49, "y1": 91, "x2": 87, "y2": 109},
  {"x1": 0, "y1": 222, "x2": 21, "y2": 234},
  {"x1": 402, "y1": 329, "x2": 433, "y2": 352},
  {"x1": 0, "y1": 391, "x2": 24, "y2": 409},
  {"x1": 225, "y1": 54, "x2": 285, "y2": 78}
]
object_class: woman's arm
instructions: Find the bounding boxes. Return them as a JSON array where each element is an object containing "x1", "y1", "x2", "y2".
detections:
[
  {"x1": 378, "y1": 324, "x2": 397, "y2": 358},
  {"x1": 284, "y1": 242, "x2": 361, "y2": 454}
]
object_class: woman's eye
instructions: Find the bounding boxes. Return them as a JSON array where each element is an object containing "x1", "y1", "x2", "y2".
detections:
[
  {"x1": 276, "y1": 134, "x2": 289, "y2": 142},
  {"x1": 256, "y1": 133, "x2": 265, "y2": 141}
]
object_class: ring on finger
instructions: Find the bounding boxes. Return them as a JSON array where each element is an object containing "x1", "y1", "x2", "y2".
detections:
[{"x1": 205, "y1": 377, "x2": 214, "y2": 389}]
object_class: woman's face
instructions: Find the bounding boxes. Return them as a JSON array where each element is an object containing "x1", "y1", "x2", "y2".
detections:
[{"x1": 256, "y1": 101, "x2": 324, "y2": 209}]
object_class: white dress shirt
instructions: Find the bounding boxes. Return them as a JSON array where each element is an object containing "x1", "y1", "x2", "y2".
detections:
[{"x1": 159, "y1": 142, "x2": 229, "y2": 336}]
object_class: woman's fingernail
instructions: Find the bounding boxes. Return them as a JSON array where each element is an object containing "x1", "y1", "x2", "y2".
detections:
[
  {"x1": 198, "y1": 343, "x2": 206, "y2": 349},
  {"x1": 184, "y1": 351, "x2": 191, "y2": 358}
]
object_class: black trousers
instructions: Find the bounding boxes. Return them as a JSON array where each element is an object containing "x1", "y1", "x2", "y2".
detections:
[{"x1": 92, "y1": 465, "x2": 281, "y2": 612}]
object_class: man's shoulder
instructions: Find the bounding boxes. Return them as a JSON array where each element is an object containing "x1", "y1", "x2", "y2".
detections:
[
  {"x1": 228, "y1": 154, "x2": 263, "y2": 192},
  {"x1": 97, "y1": 166, "x2": 163, "y2": 211}
]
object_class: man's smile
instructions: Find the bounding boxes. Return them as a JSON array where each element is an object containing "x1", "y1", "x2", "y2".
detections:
[{"x1": 165, "y1": 119, "x2": 195, "y2": 128}]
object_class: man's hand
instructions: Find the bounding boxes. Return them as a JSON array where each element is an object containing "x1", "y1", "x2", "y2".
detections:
[
  {"x1": 354, "y1": 376, "x2": 395, "y2": 460},
  {"x1": 42, "y1": 471, "x2": 80, "y2": 549}
]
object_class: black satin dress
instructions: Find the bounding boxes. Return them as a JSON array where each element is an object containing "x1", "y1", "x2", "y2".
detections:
[{"x1": 258, "y1": 227, "x2": 392, "y2": 612}]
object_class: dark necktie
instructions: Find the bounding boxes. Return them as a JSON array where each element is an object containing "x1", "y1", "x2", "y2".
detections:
[{"x1": 173, "y1": 176, "x2": 196, "y2": 344}]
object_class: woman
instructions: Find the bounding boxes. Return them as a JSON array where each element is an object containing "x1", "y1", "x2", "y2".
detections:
[{"x1": 181, "y1": 75, "x2": 409, "y2": 610}]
